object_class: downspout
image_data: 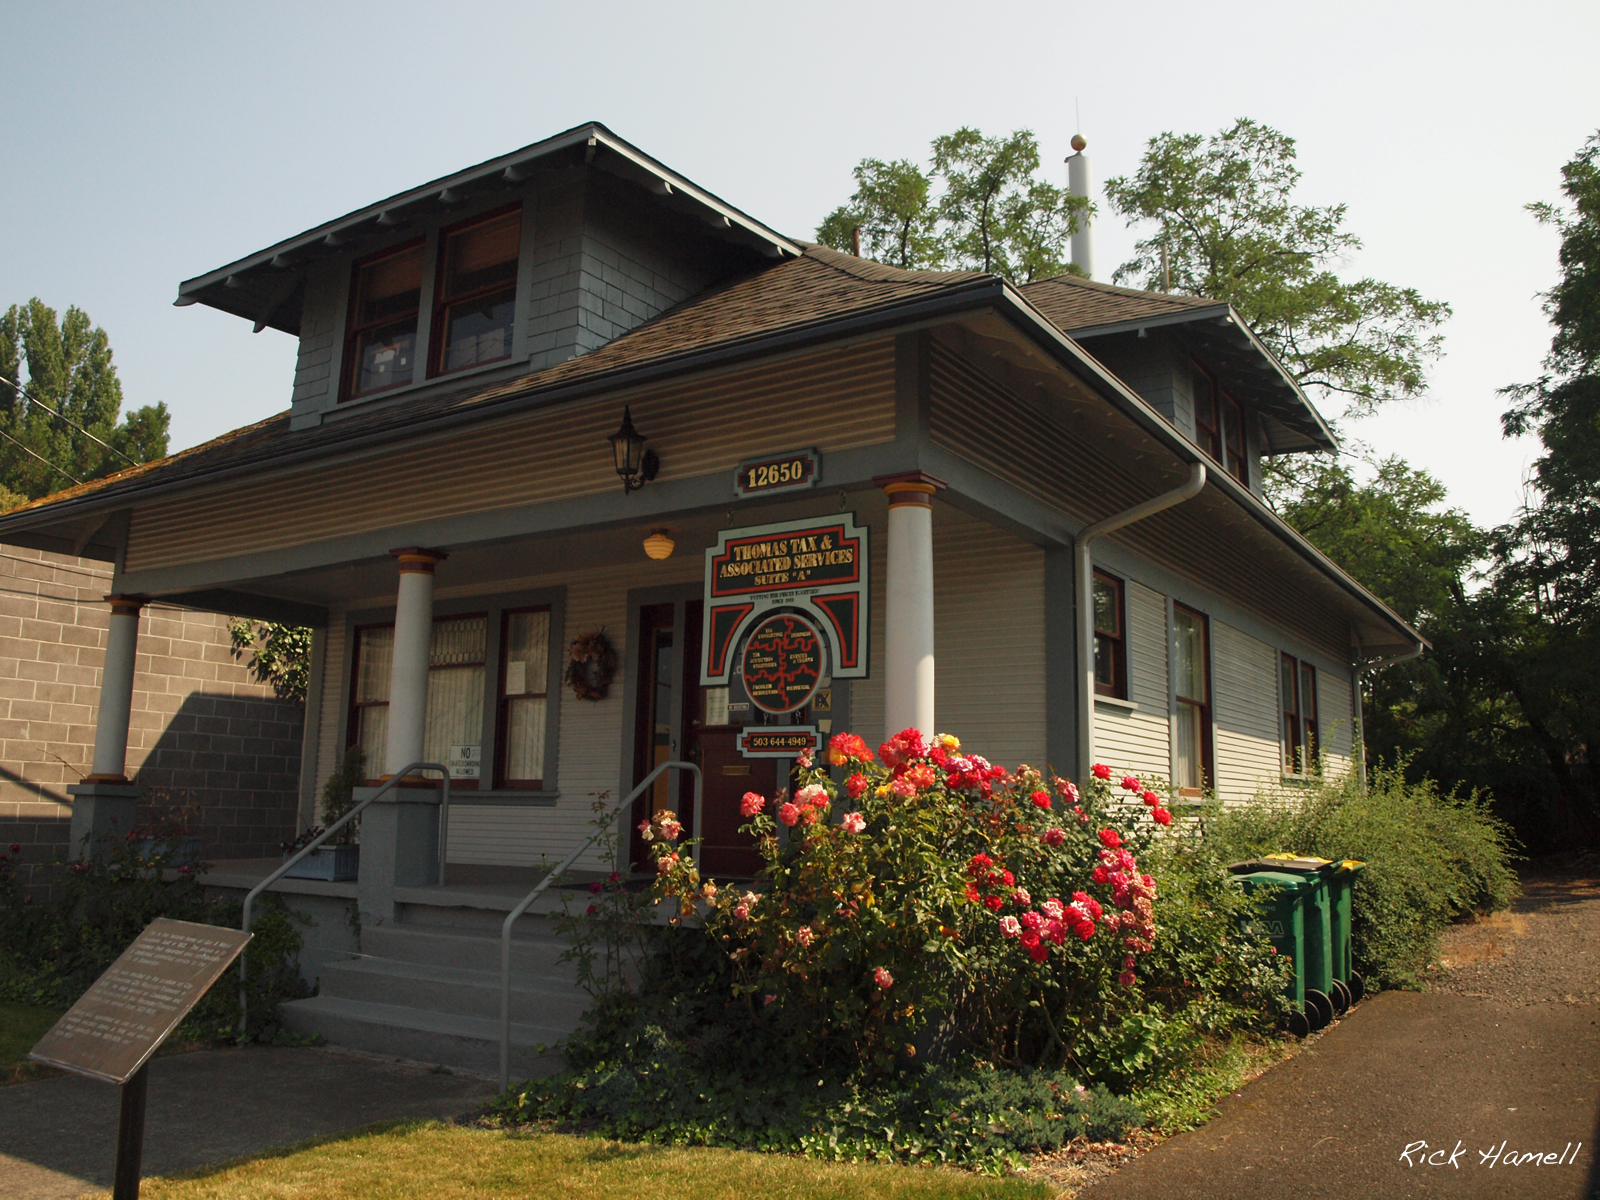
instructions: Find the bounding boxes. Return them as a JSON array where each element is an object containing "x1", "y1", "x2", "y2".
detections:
[
  {"x1": 1076, "y1": 462, "x2": 1208, "y2": 783},
  {"x1": 1351, "y1": 643, "x2": 1425, "y2": 790}
]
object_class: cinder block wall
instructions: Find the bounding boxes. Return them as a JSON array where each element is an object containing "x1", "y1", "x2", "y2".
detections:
[{"x1": 0, "y1": 546, "x2": 304, "y2": 889}]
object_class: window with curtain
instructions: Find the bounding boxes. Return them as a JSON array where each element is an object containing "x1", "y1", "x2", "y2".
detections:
[
  {"x1": 1093, "y1": 570, "x2": 1127, "y2": 699},
  {"x1": 1281, "y1": 653, "x2": 1319, "y2": 774},
  {"x1": 348, "y1": 615, "x2": 487, "y2": 784},
  {"x1": 497, "y1": 608, "x2": 550, "y2": 787},
  {"x1": 1173, "y1": 605, "x2": 1212, "y2": 793}
]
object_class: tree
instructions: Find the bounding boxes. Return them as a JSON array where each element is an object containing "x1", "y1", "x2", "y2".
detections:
[
  {"x1": 1104, "y1": 119, "x2": 1450, "y2": 419},
  {"x1": 817, "y1": 128, "x2": 1088, "y2": 283},
  {"x1": 1484, "y1": 131, "x2": 1600, "y2": 845},
  {"x1": 0, "y1": 299, "x2": 170, "y2": 502},
  {"x1": 228, "y1": 619, "x2": 312, "y2": 704}
]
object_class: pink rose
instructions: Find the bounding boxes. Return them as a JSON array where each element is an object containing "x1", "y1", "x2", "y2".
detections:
[
  {"x1": 841, "y1": 811, "x2": 866, "y2": 834},
  {"x1": 1056, "y1": 780, "x2": 1080, "y2": 804},
  {"x1": 1041, "y1": 898, "x2": 1065, "y2": 921},
  {"x1": 660, "y1": 818, "x2": 682, "y2": 841},
  {"x1": 1012, "y1": 887, "x2": 1031, "y2": 906},
  {"x1": 733, "y1": 903, "x2": 751, "y2": 921},
  {"x1": 873, "y1": 966, "x2": 894, "y2": 989},
  {"x1": 890, "y1": 777, "x2": 917, "y2": 798},
  {"x1": 797, "y1": 750, "x2": 814, "y2": 767},
  {"x1": 778, "y1": 802, "x2": 800, "y2": 826},
  {"x1": 637, "y1": 820, "x2": 654, "y2": 841},
  {"x1": 655, "y1": 853, "x2": 678, "y2": 874},
  {"x1": 1118, "y1": 970, "x2": 1136, "y2": 987},
  {"x1": 796, "y1": 925, "x2": 814, "y2": 948},
  {"x1": 797, "y1": 784, "x2": 828, "y2": 808},
  {"x1": 764, "y1": 993, "x2": 777, "y2": 1005},
  {"x1": 740, "y1": 791, "x2": 766, "y2": 818},
  {"x1": 998, "y1": 915, "x2": 1022, "y2": 937}
]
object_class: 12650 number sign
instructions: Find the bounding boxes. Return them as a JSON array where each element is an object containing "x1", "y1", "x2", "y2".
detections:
[{"x1": 735, "y1": 448, "x2": 819, "y2": 497}]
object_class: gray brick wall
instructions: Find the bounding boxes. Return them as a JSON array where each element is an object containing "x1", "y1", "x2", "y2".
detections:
[{"x1": 0, "y1": 547, "x2": 304, "y2": 888}]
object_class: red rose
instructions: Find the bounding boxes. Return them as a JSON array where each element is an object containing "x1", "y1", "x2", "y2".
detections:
[
  {"x1": 1041, "y1": 828, "x2": 1066, "y2": 848},
  {"x1": 984, "y1": 894, "x2": 1004, "y2": 912},
  {"x1": 1120, "y1": 775, "x2": 1141, "y2": 792},
  {"x1": 965, "y1": 884, "x2": 981, "y2": 904},
  {"x1": 1092, "y1": 865, "x2": 1109, "y2": 884},
  {"x1": 1030, "y1": 790, "x2": 1052, "y2": 809},
  {"x1": 1092, "y1": 763, "x2": 1112, "y2": 780},
  {"x1": 1098, "y1": 828, "x2": 1122, "y2": 849},
  {"x1": 1153, "y1": 808, "x2": 1173, "y2": 826},
  {"x1": 1142, "y1": 790, "x2": 1160, "y2": 806}
]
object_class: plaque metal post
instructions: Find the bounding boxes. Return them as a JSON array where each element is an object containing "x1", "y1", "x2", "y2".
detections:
[{"x1": 113, "y1": 1063, "x2": 149, "y2": 1200}]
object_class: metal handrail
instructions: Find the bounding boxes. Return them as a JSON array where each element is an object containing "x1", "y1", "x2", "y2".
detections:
[
  {"x1": 498, "y1": 759, "x2": 701, "y2": 1089},
  {"x1": 239, "y1": 761, "x2": 451, "y2": 1035}
]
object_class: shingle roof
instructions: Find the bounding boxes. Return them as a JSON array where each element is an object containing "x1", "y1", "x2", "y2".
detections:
[
  {"x1": 1019, "y1": 273, "x2": 1221, "y2": 332},
  {"x1": 2, "y1": 247, "x2": 991, "y2": 518}
]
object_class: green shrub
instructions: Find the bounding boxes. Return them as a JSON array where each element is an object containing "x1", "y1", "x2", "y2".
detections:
[
  {"x1": 0, "y1": 822, "x2": 311, "y2": 1039},
  {"x1": 1204, "y1": 761, "x2": 1519, "y2": 989}
]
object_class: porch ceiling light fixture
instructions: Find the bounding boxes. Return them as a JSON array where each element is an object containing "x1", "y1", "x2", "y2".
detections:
[
  {"x1": 642, "y1": 529, "x2": 676, "y2": 560},
  {"x1": 608, "y1": 405, "x2": 659, "y2": 493}
]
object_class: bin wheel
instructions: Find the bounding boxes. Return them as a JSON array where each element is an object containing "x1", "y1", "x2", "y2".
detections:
[
  {"x1": 1330, "y1": 980, "x2": 1352, "y2": 1013},
  {"x1": 1305, "y1": 989, "x2": 1333, "y2": 1030},
  {"x1": 1287, "y1": 1009, "x2": 1310, "y2": 1038},
  {"x1": 1348, "y1": 973, "x2": 1365, "y2": 1003}
]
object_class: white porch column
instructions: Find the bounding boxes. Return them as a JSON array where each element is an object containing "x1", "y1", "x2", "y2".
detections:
[
  {"x1": 878, "y1": 473, "x2": 942, "y2": 739},
  {"x1": 68, "y1": 594, "x2": 146, "y2": 857},
  {"x1": 89, "y1": 594, "x2": 144, "y2": 781},
  {"x1": 385, "y1": 547, "x2": 446, "y2": 777}
]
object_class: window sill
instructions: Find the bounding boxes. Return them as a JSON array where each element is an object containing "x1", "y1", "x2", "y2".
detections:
[
  {"x1": 450, "y1": 789, "x2": 559, "y2": 806},
  {"x1": 327, "y1": 353, "x2": 531, "y2": 420},
  {"x1": 1094, "y1": 696, "x2": 1139, "y2": 713}
]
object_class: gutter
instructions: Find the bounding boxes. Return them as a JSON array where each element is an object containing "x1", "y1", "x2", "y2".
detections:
[{"x1": 1076, "y1": 464, "x2": 1208, "y2": 784}]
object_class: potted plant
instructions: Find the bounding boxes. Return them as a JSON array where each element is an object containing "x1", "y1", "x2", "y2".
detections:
[{"x1": 282, "y1": 747, "x2": 364, "y2": 881}]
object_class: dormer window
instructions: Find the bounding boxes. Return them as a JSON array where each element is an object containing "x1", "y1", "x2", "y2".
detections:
[
  {"x1": 344, "y1": 239, "x2": 424, "y2": 400},
  {"x1": 432, "y1": 206, "x2": 522, "y2": 376},
  {"x1": 1192, "y1": 362, "x2": 1249, "y2": 486}
]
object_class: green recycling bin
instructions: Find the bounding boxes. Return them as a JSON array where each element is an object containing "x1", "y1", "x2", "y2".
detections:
[
  {"x1": 1327, "y1": 860, "x2": 1366, "y2": 1003},
  {"x1": 1230, "y1": 870, "x2": 1318, "y2": 1036},
  {"x1": 1257, "y1": 855, "x2": 1339, "y2": 1023}
]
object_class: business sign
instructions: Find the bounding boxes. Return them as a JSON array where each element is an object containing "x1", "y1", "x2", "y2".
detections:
[
  {"x1": 701, "y1": 513, "x2": 869, "y2": 685},
  {"x1": 741, "y1": 613, "x2": 824, "y2": 714},
  {"x1": 735, "y1": 448, "x2": 820, "y2": 498},
  {"x1": 736, "y1": 726, "x2": 820, "y2": 758}
]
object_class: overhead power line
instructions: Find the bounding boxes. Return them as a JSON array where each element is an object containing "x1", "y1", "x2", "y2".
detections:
[
  {"x1": 0, "y1": 371, "x2": 138, "y2": 467},
  {"x1": 0, "y1": 427, "x2": 81, "y2": 486}
]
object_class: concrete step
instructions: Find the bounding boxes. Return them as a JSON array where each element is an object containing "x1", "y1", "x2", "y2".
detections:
[
  {"x1": 359, "y1": 924, "x2": 570, "y2": 974},
  {"x1": 277, "y1": 994, "x2": 568, "y2": 1079},
  {"x1": 316, "y1": 956, "x2": 589, "y2": 1026}
]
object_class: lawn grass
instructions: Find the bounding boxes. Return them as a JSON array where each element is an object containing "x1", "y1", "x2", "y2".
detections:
[
  {"x1": 0, "y1": 1001, "x2": 63, "y2": 1085},
  {"x1": 127, "y1": 1121, "x2": 1054, "y2": 1200}
]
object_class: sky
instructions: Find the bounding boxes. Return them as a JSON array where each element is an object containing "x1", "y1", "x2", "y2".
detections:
[{"x1": 1, "y1": 0, "x2": 1595, "y2": 530}]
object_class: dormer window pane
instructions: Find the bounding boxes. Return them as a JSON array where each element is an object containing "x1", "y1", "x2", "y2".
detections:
[
  {"x1": 434, "y1": 207, "x2": 521, "y2": 375},
  {"x1": 345, "y1": 241, "x2": 423, "y2": 400}
]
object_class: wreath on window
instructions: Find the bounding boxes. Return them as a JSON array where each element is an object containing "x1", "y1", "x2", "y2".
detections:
[{"x1": 566, "y1": 630, "x2": 618, "y2": 702}]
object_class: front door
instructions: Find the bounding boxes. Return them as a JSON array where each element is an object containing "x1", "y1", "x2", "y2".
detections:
[{"x1": 628, "y1": 599, "x2": 770, "y2": 878}]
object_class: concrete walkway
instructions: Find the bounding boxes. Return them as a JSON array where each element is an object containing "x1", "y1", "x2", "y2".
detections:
[
  {"x1": 0, "y1": 1045, "x2": 496, "y2": 1200},
  {"x1": 1081, "y1": 873, "x2": 1600, "y2": 1200}
]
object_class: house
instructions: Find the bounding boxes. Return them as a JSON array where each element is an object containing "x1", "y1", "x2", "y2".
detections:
[
  {"x1": 0, "y1": 122, "x2": 1421, "y2": 1071},
  {"x1": 0, "y1": 545, "x2": 305, "y2": 892}
]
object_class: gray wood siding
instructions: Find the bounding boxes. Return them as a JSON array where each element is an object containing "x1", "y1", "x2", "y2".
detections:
[
  {"x1": 125, "y1": 340, "x2": 897, "y2": 573},
  {"x1": 1092, "y1": 580, "x2": 1172, "y2": 781},
  {"x1": 932, "y1": 509, "x2": 1046, "y2": 770},
  {"x1": 291, "y1": 264, "x2": 342, "y2": 408},
  {"x1": 1211, "y1": 619, "x2": 1282, "y2": 805},
  {"x1": 1318, "y1": 667, "x2": 1356, "y2": 776}
]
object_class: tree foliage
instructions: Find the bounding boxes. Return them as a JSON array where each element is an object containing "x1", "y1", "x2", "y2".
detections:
[
  {"x1": 0, "y1": 299, "x2": 170, "y2": 503},
  {"x1": 1104, "y1": 119, "x2": 1450, "y2": 418},
  {"x1": 817, "y1": 128, "x2": 1088, "y2": 282},
  {"x1": 227, "y1": 619, "x2": 312, "y2": 704}
]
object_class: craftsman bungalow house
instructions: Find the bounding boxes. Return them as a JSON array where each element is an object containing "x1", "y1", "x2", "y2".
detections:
[{"x1": 0, "y1": 123, "x2": 1420, "y2": 1071}]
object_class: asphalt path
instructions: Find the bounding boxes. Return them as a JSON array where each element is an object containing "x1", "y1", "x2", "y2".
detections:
[
  {"x1": 1081, "y1": 873, "x2": 1600, "y2": 1200},
  {"x1": 0, "y1": 1045, "x2": 495, "y2": 1200}
]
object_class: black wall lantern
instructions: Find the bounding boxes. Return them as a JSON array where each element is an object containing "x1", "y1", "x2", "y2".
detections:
[{"x1": 608, "y1": 405, "x2": 659, "y2": 493}]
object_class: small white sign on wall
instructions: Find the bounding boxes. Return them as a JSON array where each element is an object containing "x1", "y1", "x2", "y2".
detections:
[
  {"x1": 505, "y1": 660, "x2": 527, "y2": 695},
  {"x1": 448, "y1": 744, "x2": 481, "y2": 779}
]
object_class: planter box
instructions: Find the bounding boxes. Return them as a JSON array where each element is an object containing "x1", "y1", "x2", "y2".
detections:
[{"x1": 282, "y1": 844, "x2": 360, "y2": 882}]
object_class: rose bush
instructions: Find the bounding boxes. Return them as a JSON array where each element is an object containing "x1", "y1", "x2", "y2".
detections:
[{"x1": 642, "y1": 728, "x2": 1257, "y2": 1077}]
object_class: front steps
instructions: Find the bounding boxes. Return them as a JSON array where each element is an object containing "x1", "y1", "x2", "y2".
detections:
[{"x1": 279, "y1": 898, "x2": 594, "y2": 1080}]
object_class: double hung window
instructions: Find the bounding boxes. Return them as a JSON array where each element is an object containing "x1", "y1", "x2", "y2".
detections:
[
  {"x1": 432, "y1": 206, "x2": 522, "y2": 376},
  {"x1": 497, "y1": 609, "x2": 551, "y2": 788},
  {"x1": 1192, "y1": 362, "x2": 1250, "y2": 485},
  {"x1": 1173, "y1": 605, "x2": 1212, "y2": 793},
  {"x1": 344, "y1": 240, "x2": 425, "y2": 400},
  {"x1": 1092, "y1": 571, "x2": 1127, "y2": 699},
  {"x1": 1281, "y1": 653, "x2": 1319, "y2": 774}
]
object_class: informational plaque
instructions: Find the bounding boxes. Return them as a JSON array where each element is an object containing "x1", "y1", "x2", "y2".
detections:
[
  {"x1": 30, "y1": 918, "x2": 250, "y2": 1084},
  {"x1": 740, "y1": 613, "x2": 824, "y2": 714}
]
